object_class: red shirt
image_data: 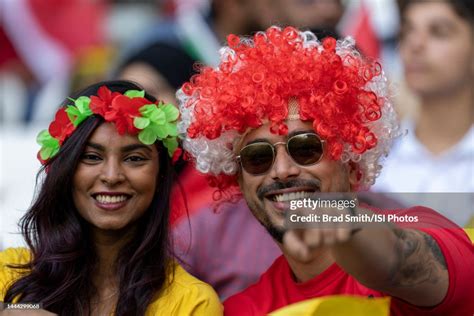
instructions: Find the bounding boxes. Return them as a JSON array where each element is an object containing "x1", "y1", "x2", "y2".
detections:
[{"x1": 224, "y1": 207, "x2": 474, "y2": 316}]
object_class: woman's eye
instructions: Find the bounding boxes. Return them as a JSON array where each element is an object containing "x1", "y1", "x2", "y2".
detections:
[
  {"x1": 81, "y1": 153, "x2": 102, "y2": 161},
  {"x1": 125, "y1": 156, "x2": 147, "y2": 162}
]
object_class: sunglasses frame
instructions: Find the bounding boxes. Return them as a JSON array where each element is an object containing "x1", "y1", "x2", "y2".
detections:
[{"x1": 236, "y1": 132, "x2": 326, "y2": 175}]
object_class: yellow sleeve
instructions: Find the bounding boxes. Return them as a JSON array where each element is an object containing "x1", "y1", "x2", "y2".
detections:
[
  {"x1": 0, "y1": 247, "x2": 31, "y2": 300},
  {"x1": 146, "y1": 264, "x2": 223, "y2": 315}
]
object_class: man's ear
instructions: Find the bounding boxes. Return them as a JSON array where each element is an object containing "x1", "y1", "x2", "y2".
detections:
[{"x1": 347, "y1": 161, "x2": 360, "y2": 190}]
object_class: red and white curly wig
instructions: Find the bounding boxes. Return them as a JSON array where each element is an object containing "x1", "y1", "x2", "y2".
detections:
[{"x1": 177, "y1": 26, "x2": 401, "y2": 189}]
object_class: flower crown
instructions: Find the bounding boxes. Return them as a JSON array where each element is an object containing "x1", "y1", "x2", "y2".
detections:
[{"x1": 37, "y1": 86, "x2": 180, "y2": 164}]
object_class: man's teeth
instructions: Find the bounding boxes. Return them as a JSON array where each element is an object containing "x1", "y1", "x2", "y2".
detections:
[
  {"x1": 95, "y1": 195, "x2": 128, "y2": 204},
  {"x1": 273, "y1": 191, "x2": 313, "y2": 202}
]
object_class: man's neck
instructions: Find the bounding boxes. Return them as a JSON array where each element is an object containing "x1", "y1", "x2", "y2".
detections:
[
  {"x1": 281, "y1": 246, "x2": 335, "y2": 283},
  {"x1": 416, "y1": 84, "x2": 473, "y2": 155}
]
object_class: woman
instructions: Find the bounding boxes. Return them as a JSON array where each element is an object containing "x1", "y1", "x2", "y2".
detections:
[{"x1": 0, "y1": 81, "x2": 222, "y2": 315}]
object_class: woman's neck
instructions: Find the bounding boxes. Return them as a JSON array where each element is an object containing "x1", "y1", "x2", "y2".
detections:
[
  {"x1": 92, "y1": 227, "x2": 135, "y2": 286},
  {"x1": 87, "y1": 227, "x2": 136, "y2": 315},
  {"x1": 416, "y1": 84, "x2": 473, "y2": 155}
]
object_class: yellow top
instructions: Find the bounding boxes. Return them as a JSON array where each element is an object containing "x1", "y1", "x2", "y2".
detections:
[{"x1": 0, "y1": 248, "x2": 223, "y2": 316}]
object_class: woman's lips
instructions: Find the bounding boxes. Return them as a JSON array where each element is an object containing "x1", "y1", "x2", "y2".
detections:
[
  {"x1": 94, "y1": 198, "x2": 129, "y2": 211},
  {"x1": 92, "y1": 193, "x2": 132, "y2": 211}
]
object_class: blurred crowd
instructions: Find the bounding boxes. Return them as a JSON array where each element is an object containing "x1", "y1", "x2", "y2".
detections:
[{"x1": 1, "y1": 0, "x2": 473, "y2": 300}]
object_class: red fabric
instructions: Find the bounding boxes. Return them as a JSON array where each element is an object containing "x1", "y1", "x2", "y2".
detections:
[{"x1": 224, "y1": 207, "x2": 474, "y2": 315}]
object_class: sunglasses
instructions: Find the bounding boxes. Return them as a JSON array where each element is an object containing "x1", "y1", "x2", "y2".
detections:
[{"x1": 237, "y1": 133, "x2": 325, "y2": 175}]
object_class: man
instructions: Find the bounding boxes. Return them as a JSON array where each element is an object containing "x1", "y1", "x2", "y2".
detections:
[
  {"x1": 177, "y1": 26, "x2": 474, "y2": 315},
  {"x1": 170, "y1": 0, "x2": 349, "y2": 300},
  {"x1": 373, "y1": 0, "x2": 474, "y2": 226}
]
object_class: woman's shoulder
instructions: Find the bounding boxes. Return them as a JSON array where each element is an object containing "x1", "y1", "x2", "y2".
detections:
[
  {"x1": 0, "y1": 247, "x2": 31, "y2": 265},
  {"x1": 146, "y1": 263, "x2": 222, "y2": 315},
  {"x1": 0, "y1": 247, "x2": 31, "y2": 300}
]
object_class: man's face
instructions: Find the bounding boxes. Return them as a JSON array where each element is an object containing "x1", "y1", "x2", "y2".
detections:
[
  {"x1": 399, "y1": 1, "x2": 474, "y2": 97},
  {"x1": 237, "y1": 120, "x2": 355, "y2": 243}
]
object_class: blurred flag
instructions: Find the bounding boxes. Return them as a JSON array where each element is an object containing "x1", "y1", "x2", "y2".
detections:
[
  {"x1": 1, "y1": 0, "x2": 107, "y2": 83},
  {"x1": 341, "y1": 0, "x2": 380, "y2": 60}
]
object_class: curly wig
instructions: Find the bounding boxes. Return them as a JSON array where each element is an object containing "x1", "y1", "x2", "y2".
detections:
[{"x1": 177, "y1": 26, "x2": 401, "y2": 190}]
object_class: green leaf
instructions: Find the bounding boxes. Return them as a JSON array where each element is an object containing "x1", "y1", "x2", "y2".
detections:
[
  {"x1": 151, "y1": 123, "x2": 168, "y2": 138},
  {"x1": 39, "y1": 139, "x2": 60, "y2": 160},
  {"x1": 162, "y1": 137, "x2": 178, "y2": 157},
  {"x1": 149, "y1": 108, "x2": 166, "y2": 124},
  {"x1": 65, "y1": 96, "x2": 93, "y2": 127},
  {"x1": 74, "y1": 96, "x2": 92, "y2": 114},
  {"x1": 139, "y1": 104, "x2": 155, "y2": 116},
  {"x1": 37, "y1": 130, "x2": 52, "y2": 145},
  {"x1": 161, "y1": 104, "x2": 179, "y2": 122},
  {"x1": 66, "y1": 106, "x2": 89, "y2": 127},
  {"x1": 134, "y1": 117, "x2": 150, "y2": 129},
  {"x1": 66, "y1": 105, "x2": 80, "y2": 118},
  {"x1": 125, "y1": 90, "x2": 145, "y2": 98},
  {"x1": 40, "y1": 146, "x2": 54, "y2": 160},
  {"x1": 138, "y1": 128, "x2": 157, "y2": 145},
  {"x1": 165, "y1": 123, "x2": 178, "y2": 136}
]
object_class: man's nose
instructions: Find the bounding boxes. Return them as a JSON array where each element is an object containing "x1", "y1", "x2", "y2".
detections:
[{"x1": 269, "y1": 145, "x2": 301, "y2": 181}]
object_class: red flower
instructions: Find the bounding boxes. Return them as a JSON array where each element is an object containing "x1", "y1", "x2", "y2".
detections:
[
  {"x1": 104, "y1": 95, "x2": 150, "y2": 135},
  {"x1": 48, "y1": 108, "x2": 74, "y2": 144},
  {"x1": 90, "y1": 86, "x2": 120, "y2": 116},
  {"x1": 172, "y1": 147, "x2": 183, "y2": 164}
]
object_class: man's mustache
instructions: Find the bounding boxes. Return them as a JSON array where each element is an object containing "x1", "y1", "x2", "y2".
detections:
[{"x1": 257, "y1": 179, "x2": 321, "y2": 200}]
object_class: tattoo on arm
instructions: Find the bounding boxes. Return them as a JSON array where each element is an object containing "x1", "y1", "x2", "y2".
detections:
[
  {"x1": 422, "y1": 233, "x2": 447, "y2": 268},
  {"x1": 389, "y1": 229, "x2": 447, "y2": 288}
]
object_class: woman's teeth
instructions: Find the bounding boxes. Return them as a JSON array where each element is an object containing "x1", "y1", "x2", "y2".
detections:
[
  {"x1": 273, "y1": 191, "x2": 313, "y2": 202},
  {"x1": 95, "y1": 195, "x2": 128, "y2": 204}
]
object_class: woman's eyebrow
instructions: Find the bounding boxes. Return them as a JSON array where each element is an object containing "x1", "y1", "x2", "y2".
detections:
[
  {"x1": 85, "y1": 142, "x2": 105, "y2": 151},
  {"x1": 121, "y1": 144, "x2": 153, "y2": 153},
  {"x1": 85, "y1": 142, "x2": 152, "y2": 153}
]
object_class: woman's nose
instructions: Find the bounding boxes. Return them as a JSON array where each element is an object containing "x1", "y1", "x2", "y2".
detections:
[{"x1": 99, "y1": 159, "x2": 125, "y2": 185}]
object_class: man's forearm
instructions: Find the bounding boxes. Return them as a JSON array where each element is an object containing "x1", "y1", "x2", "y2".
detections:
[
  {"x1": 331, "y1": 217, "x2": 448, "y2": 306},
  {"x1": 331, "y1": 222, "x2": 400, "y2": 289}
]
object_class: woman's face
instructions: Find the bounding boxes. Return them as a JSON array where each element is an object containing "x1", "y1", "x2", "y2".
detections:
[
  {"x1": 73, "y1": 123, "x2": 159, "y2": 232},
  {"x1": 399, "y1": 1, "x2": 473, "y2": 97}
]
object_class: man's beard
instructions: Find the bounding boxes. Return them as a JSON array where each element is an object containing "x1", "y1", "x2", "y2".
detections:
[
  {"x1": 247, "y1": 200, "x2": 286, "y2": 243},
  {"x1": 246, "y1": 178, "x2": 322, "y2": 243}
]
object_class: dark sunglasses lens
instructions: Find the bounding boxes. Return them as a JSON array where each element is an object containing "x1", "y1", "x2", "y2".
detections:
[
  {"x1": 240, "y1": 143, "x2": 274, "y2": 174},
  {"x1": 288, "y1": 134, "x2": 323, "y2": 165}
]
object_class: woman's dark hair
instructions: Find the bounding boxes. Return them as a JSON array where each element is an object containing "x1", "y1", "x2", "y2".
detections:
[
  {"x1": 398, "y1": 0, "x2": 474, "y2": 23},
  {"x1": 5, "y1": 80, "x2": 175, "y2": 315}
]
